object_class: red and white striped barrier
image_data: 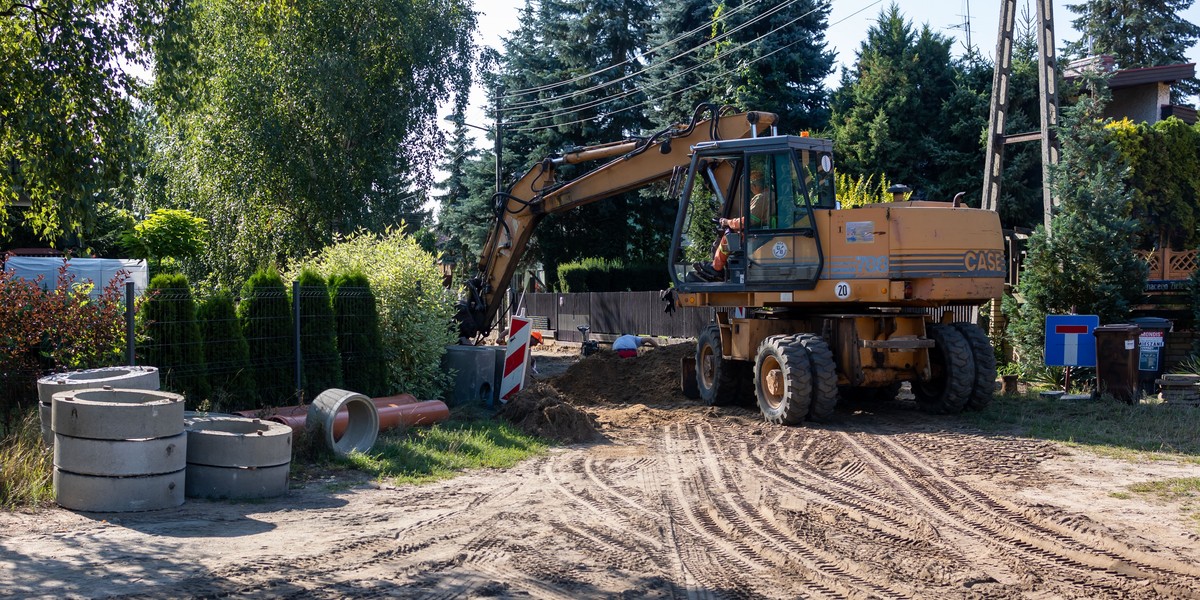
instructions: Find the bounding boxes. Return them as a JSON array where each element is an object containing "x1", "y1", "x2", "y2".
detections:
[{"x1": 500, "y1": 316, "x2": 532, "y2": 403}]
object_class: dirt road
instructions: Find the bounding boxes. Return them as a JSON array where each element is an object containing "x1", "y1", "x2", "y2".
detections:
[{"x1": 2, "y1": 348, "x2": 1199, "y2": 598}]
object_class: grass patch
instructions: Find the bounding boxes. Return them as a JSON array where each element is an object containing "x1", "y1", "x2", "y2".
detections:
[
  {"x1": 341, "y1": 417, "x2": 548, "y2": 486},
  {"x1": 1128, "y1": 477, "x2": 1200, "y2": 499},
  {"x1": 1109, "y1": 491, "x2": 1133, "y2": 500},
  {"x1": 0, "y1": 409, "x2": 54, "y2": 510},
  {"x1": 961, "y1": 392, "x2": 1200, "y2": 462}
]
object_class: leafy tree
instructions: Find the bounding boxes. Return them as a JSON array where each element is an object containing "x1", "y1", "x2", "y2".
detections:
[
  {"x1": 0, "y1": 0, "x2": 167, "y2": 243},
  {"x1": 196, "y1": 289, "x2": 255, "y2": 410},
  {"x1": 147, "y1": 0, "x2": 476, "y2": 287},
  {"x1": 120, "y1": 208, "x2": 208, "y2": 272},
  {"x1": 142, "y1": 273, "x2": 210, "y2": 404},
  {"x1": 293, "y1": 269, "x2": 342, "y2": 397},
  {"x1": 237, "y1": 267, "x2": 295, "y2": 406},
  {"x1": 1004, "y1": 77, "x2": 1147, "y2": 368},
  {"x1": 1065, "y1": 0, "x2": 1200, "y2": 98},
  {"x1": 831, "y1": 5, "x2": 960, "y2": 199},
  {"x1": 1107, "y1": 117, "x2": 1200, "y2": 250},
  {"x1": 329, "y1": 271, "x2": 387, "y2": 397}
]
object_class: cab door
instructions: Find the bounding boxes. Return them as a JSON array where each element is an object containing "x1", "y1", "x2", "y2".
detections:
[{"x1": 742, "y1": 152, "x2": 822, "y2": 289}]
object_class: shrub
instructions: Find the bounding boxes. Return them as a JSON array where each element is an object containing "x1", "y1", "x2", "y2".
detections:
[
  {"x1": 294, "y1": 269, "x2": 342, "y2": 396},
  {"x1": 330, "y1": 271, "x2": 387, "y2": 397},
  {"x1": 557, "y1": 258, "x2": 667, "y2": 292},
  {"x1": 197, "y1": 289, "x2": 255, "y2": 410},
  {"x1": 238, "y1": 268, "x2": 296, "y2": 406},
  {"x1": 141, "y1": 273, "x2": 209, "y2": 404},
  {"x1": 288, "y1": 229, "x2": 455, "y2": 399},
  {"x1": 0, "y1": 259, "x2": 127, "y2": 423}
]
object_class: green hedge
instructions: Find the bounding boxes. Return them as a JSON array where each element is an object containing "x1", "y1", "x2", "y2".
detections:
[
  {"x1": 237, "y1": 268, "x2": 295, "y2": 406},
  {"x1": 557, "y1": 258, "x2": 668, "y2": 292},
  {"x1": 294, "y1": 269, "x2": 342, "y2": 396},
  {"x1": 330, "y1": 271, "x2": 387, "y2": 397},
  {"x1": 197, "y1": 289, "x2": 255, "y2": 409},
  {"x1": 142, "y1": 273, "x2": 209, "y2": 405}
]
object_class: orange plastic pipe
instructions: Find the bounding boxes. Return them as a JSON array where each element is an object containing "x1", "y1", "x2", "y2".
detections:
[{"x1": 239, "y1": 395, "x2": 447, "y2": 437}]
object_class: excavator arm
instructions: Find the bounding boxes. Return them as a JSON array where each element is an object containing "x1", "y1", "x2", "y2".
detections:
[{"x1": 455, "y1": 105, "x2": 779, "y2": 340}]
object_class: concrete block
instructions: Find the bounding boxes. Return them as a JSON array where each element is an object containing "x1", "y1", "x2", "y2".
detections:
[{"x1": 55, "y1": 432, "x2": 186, "y2": 477}]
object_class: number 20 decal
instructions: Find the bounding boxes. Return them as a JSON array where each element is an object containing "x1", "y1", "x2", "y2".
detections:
[{"x1": 835, "y1": 281, "x2": 851, "y2": 299}]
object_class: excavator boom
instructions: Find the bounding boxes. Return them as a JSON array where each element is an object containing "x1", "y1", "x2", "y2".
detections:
[{"x1": 456, "y1": 106, "x2": 778, "y2": 339}]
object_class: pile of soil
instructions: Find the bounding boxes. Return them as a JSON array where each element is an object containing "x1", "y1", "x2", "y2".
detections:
[
  {"x1": 496, "y1": 382, "x2": 601, "y2": 444},
  {"x1": 552, "y1": 342, "x2": 694, "y2": 405}
]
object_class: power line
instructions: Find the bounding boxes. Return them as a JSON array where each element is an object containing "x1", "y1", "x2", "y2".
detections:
[
  {"x1": 501, "y1": 0, "x2": 770, "y2": 101},
  {"x1": 504, "y1": 1, "x2": 829, "y2": 127},
  {"x1": 502, "y1": 0, "x2": 802, "y2": 112},
  {"x1": 510, "y1": 0, "x2": 885, "y2": 134}
]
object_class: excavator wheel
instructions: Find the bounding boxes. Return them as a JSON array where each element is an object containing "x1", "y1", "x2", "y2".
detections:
[
  {"x1": 753, "y1": 335, "x2": 812, "y2": 425},
  {"x1": 952, "y1": 322, "x2": 997, "y2": 411},
  {"x1": 795, "y1": 334, "x2": 839, "y2": 421},
  {"x1": 696, "y1": 324, "x2": 741, "y2": 406},
  {"x1": 913, "y1": 324, "x2": 975, "y2": 414}
]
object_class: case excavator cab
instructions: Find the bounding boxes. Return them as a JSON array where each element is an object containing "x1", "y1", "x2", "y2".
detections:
[{"x1": 671, "y1": 136, "x2": 833, "y2": 292}]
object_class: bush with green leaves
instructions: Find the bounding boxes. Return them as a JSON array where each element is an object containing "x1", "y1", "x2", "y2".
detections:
[
  {"x1": 293, "y1": 269, "x2": 342, "y2": 396},
  {"x1": 142, "y1": 273, "x2": 209, "y2": 404},
  {"x1": 287, "y1": 229, "x2": 454, "y2": 399},
  {"x1": 197, "y1": 289, "x2": 255, "y2": 410},
  {"x1": 237, "y1": 268, "x2": 295, "y2": 406},
  {"x1": 330, "y1": 271, "x2": 387, "y2": 397},
  {"x1": 120, "y1": 208, "x2": 208, "y2": 273}
]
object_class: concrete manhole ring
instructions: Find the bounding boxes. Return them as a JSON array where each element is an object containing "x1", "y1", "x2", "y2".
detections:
[
  {"x1": 186, "y1": 417, "x2": 292, "y2": 468},
  {"x1": 308, "y1": 388, "x2": 379, "y2": 456},
  {"x1": 52, "y1": 388, "x2": 184, "y2": 440}
]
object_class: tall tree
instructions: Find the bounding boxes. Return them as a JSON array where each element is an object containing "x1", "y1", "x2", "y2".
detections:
[
  {"x1": 148, "y1": 0, "x2": 475, "y2": 287},
  {"x1": 1065, "y1": 0, "x2": 1200, "y2": 98},
  {"x1": 646, "y1": 0, "x2": 836, "y2": 131},
  {"x1": 1004, "y1": 75, "x2": 1147, "y2": 368},
  {"x1": 831, "y1": 4, "x2": 959, "y2": 198},
  {"x1": 490, "y1": 0, "x2": 655, "y2": 287},
  {"x1": 0, "y1": 0, "x2": 169, "y2": 242}
]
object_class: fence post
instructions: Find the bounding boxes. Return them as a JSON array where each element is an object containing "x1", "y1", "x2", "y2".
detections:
[
  {"x1": 125, "y1": 281, "x2": 136, "y2": 366},
  {"x1": 293, "y1": 280, "x2": 303, "y2": 402}
]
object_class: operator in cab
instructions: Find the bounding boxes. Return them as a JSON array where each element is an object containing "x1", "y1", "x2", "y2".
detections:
[{"x1": 693, "y1": 169, "x2": 773, "y2": 282}]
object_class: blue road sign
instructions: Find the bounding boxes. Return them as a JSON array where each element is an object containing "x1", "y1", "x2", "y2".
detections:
[{"x1": 1044, "y1": 314, "x2": 1100, "y2": 367}]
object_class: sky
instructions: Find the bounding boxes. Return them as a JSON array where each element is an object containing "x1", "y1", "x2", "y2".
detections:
[{"x1": 450, "y1": 0, "x2": 1200, "y2": 139}]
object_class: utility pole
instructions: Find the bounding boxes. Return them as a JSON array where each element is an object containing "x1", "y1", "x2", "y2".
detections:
[{"x1": 981, "y1": 0, "x2": 1061, "y2": 234}]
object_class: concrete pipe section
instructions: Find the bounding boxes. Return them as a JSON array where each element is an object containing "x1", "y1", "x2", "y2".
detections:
[
  {"x1": 55, "y1": 432, "x2": 186, "y2": 477},
  {"x1": 308, "y1": 388, "x2": 379, "y2": 456},
  {"x1": 52, "y1": 388, "x2": 184, "y2": 441},
  {"x1": 36, "y1": 366, "x2": 160, "y2": 447},
  {"x1": 184, "y1": 417, "x2": 292, "y2": 500},
  {"x1": 53, "y1": 469, "x2": 185, "y2": 513},
  {"x1": 185, "y1": 463, "x2": 290, "y2": 501}
]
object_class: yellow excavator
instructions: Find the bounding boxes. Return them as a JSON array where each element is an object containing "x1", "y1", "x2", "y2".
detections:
[{"x1": 456, "y1": 104, "x2": 1004, "y2": 424}]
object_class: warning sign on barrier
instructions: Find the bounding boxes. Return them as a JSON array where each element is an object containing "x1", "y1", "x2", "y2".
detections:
[{"x1": 500, "y1": 316, "x2": 532, "y2": 403}]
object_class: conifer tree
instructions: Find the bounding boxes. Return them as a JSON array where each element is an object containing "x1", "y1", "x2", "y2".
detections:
[
  {"x1": 294, "y1": 269, "x2": 342, "y2": 396},
  {"x1": 237, "y1": 268, "x2": 295, "y2": 406},
  {"x1": 143, "y1": 273, "x2": 210, "y2": 404},
  {"x1": 1065, "y1": 0, "x2": 1200, "y2": 98},
  {"x1": 1004, "y1": 76, "x2": 1148, "y2": 368},
  {"x1": 197, "y1": 289, "x2": 255, "y2": 409}
]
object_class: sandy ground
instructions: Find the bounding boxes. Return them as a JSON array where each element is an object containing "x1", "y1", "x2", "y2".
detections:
[{"x1": 2, "y1": 345, "x2": 1199, "y2": 599}]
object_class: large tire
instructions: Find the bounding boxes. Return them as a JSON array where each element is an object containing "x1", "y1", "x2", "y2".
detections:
[
  {"x1": 952, "y1": 322, "x2": 997, "y2": 411},
  {"x1": 796, "y1": 334, "x2": 839, "y2": 421},
  {"x1": 697, "y1": 324, "x2": 740, "y2": 406},
  {"x1": 913, "y1": 324, "x2": 975, "y2": 414},
  {"x1": 754, "y1": 335, "x2": 812, "y2": 425}
]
